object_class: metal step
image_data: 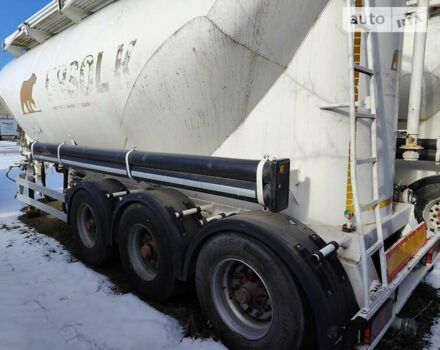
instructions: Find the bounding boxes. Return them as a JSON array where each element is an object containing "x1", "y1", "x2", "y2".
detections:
[
  {"x1": 356, "y1": 157, "x2": 377, "y2": 165},
  {"x1": 355, "y1": 22, "x2": 371, "y2": 33},
  {"x1": 360, "y1": 199, "x2": 379, "y2": 211},
  {"x1": 354, "y1": 64, "x2": 374, "y2": 76},
  {"x1": 356, "y1": 112, "x2": 376, "y2": 119},
  {"x1": 367, "y1": 241, "x2": 384, "y2": 256},
  {"x1": 321, "y1": 103, "x2": 350, "y2": 110}
]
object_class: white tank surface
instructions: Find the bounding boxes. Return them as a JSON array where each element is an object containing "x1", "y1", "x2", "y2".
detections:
[
  {"x1": 0, "y1": 0, "x2": 329, "y2": 154},
  {"x1": 0, "y1": 0, "x2": 405, "y2": 227},
  {"x1": 399, "y1": 8, "x2": 440, "y2": 135}
]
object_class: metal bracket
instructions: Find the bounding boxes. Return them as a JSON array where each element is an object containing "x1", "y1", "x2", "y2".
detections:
[
  {"x1": 61, "y1": 4, "x2": 91, "y2": 24},
  {"x1": 20, "y1": 23, "x2": 50, "y2": 44},
  {"x1": 16, "y1": 174, "x2": 67, "y2": 222}
]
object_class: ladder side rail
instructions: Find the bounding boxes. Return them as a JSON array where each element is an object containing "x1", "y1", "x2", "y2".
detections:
[
  {"x1": 363, "y1": 0, "x2": 389, "y2": 287},
  {"x1": 346, "y1": 0, "x2": 371, "y2": 308}
]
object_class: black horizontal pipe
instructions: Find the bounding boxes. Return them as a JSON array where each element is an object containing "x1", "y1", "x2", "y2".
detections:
[
  {"x1": 30, "y1": 142, "x2": 290, "y2": 213},
  {"x1": 33, "y1": 143, "x2": 261, "y2": 182}
]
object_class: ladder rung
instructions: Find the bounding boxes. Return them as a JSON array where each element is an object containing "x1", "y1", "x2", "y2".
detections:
[
  {"x1": 360, "y1": 199, "x2": 379, "y2": 211},
  {"x1": 367, "y1": 241, "x2": 384, "y2": 256},
  {"x1": 354, "y1": 64, "x2": 374, "y2": 76},
  {"x1": 321, "y1": 103, "x2": 350, "y2": 110},
  {"x1": 355, "y1": 23, "x2": 371, "y2": 32},
  {"x1": 356, "y1": 112, "x2": 376, "y2": 120},
  {"x1": 356, "y1": 157, "x2": 377, "y2": 165}
]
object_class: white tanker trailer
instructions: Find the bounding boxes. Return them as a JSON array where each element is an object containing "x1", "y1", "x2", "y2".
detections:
[{"x1": 1, "y1": 0, "x2": 440, "y2": 349}]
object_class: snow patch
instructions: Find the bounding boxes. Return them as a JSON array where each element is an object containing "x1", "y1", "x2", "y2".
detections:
[
  {"x1": 0, "y1": 142, "x2": 225, "y2": 350},
  {"x1": 0, "y1": 223, "x2": 224, "y2": 350}
]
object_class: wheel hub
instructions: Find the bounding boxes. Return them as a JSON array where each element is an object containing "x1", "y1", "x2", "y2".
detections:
[
  {"x1": 140, "y1": 244, "x2": 152, "y2": 259},
  {"x1": 424, "y1": 200, "x2": 440, "y2": 230},
  {"x1": 139, "y1": 232, "x2": 159, "y2": 269},
  {"x1": 232, "y1": 271, "x2": 270, "y2": 320},
  {"x1": 235, "y1": 287, "x2": 251, "y2": 305},
  {"x1": 77, "y1": 203, "x2": 98, "y2": 249},
  {"x1": 128, "y1": 224, "x2": 160, "y2": 281},
  {"x1": 211, "y1": 259, "x2": 274, "y2": 340}
]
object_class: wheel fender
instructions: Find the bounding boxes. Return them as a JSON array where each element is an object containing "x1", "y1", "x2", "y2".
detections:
[
  {"x1": 111, "y1": 189, "x2": 199, "y2": 278},
  {"x1": 183, "y1": 211, "x2": 358, "y2": 350},
  {"x1": 409, "y1": 175, "x2": 440, "y2": 192}
]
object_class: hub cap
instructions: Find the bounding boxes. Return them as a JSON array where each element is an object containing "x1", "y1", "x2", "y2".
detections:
[
  {"x1": 128, "y1": 224, "x2": 160, "y2": 281},
  {"x1": 423, "y1": 199, "x2": 440, "y2": 230},
  {"x1": 77, "y1": 203, "x2": 97, "y2": 248},
  {"x1": 211, "y1": 259, "x2": 273, "y2": 340}
]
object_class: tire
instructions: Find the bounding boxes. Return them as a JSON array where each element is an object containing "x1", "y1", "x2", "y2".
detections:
[
  {"x1": 195, "y1": 232, "x2": 306, "y2": 350},
  {"x1": 118, "y1": 203, "x2": 178, "y2": 302},
  {"x1": 414, "y1": 183, "x2": 440, "y2": 230},
  {"x1": 70, "y1": 189, "x2": 114, "y2": 266}
]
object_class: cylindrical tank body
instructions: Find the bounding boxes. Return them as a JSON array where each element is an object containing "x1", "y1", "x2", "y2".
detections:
[
  {"x1": 396, "y1": 8, "x2": 440, "y2": 185},
  {"x1": 0, "y1": 0, "x2": 404, "y2": 226}
]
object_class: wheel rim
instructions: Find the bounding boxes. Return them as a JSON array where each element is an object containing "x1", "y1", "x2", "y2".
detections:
[
  {"x1": 77, "y1": 203, "x2": 97, "y2": 248},
  {"x1": 128, "y1": 224, "x2": 160, "y2": 281},
  {"x1": 423, "y1": 199, "x2": 440, "y2": 230},
  {"x1": 211, "y1": 258, "x2": 273, "y2": 340}
]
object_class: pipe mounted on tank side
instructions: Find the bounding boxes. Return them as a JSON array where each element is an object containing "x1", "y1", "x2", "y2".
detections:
[{"x1": 29, "y1": 141, "x2": 290, "y2": 212}]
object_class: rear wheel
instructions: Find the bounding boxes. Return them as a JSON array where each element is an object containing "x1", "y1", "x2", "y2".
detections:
[
  {"x1": 195, "y1": 232, "x2": 306, "y2": 350},
  {"x1": 118, "y1": 203, "x2": 178, "y2": 301},
  {"x1": 414, "y1": 184, "x2": 440, "y2": 230},
  {"x1": 70, "y1": 189, "x2": 113, "y2": 266}
]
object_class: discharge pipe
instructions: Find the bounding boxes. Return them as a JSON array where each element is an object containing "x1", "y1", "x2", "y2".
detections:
[{"x1": 401, "y1": 0, "x2": 430, "y2": 161}]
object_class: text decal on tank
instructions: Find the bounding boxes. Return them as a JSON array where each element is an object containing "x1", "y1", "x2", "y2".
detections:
[{"x1": 43, "y1": 39, "x2": 137, "y2": 109}]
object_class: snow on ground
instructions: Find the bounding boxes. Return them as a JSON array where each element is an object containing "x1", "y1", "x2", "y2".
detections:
[{"x1": 0, "y1": 141, "x2": 225, "y2": 350}]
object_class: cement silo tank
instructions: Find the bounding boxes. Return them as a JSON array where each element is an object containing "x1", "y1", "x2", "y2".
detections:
[
  {"x1": 0, "y1": 0, "x2": 405, "y2": 226},
  {"x1": 0, "y1": 0, "x2": 331, "y2": 154}
]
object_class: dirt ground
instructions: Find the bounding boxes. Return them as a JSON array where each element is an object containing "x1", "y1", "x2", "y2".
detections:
[{"x1": 18, "y1": 209, "x2": 440, "y2": 350}]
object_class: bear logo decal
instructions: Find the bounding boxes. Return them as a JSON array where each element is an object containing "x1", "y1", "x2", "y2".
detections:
[{"x1": 20, "y1": 73, "x2": 41, "y2": 115}]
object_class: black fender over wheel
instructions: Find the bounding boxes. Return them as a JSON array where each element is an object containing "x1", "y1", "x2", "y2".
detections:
[
  {"x1": 69, "y1": 185, "x2": 115, "y2": 266},
  {"x1": 185, "y1": 211, "x2": 358, "y2": 350},
  {"x1": 195, "y1": 232, "x2": 307, "y2": 350},
  {"x1": 117, "y1": 189, "x2": 198, "y2": 302}
]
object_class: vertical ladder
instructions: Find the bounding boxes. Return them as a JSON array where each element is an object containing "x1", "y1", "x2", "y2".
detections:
[
  {"x1": 347, "y1": 0, "x2": 388, "y2": 308},
  {"x1": 322, "y1": 0, "x2": 388, "y2": 309}
]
